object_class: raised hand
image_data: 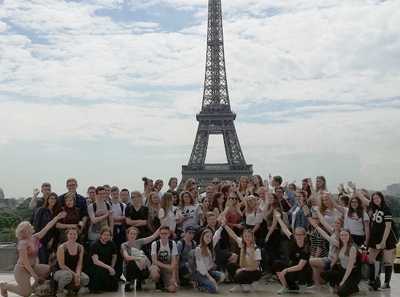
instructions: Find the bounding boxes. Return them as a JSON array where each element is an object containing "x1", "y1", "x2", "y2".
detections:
[{"x1": 33, "y1": 188, "x2": 40, "y2": 196}]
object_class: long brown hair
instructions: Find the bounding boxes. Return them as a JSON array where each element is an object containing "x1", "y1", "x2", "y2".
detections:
[
  {"x1": 347, "y1": 196, "x2": 364, "y2": 219},
  {"x1": 179, "y1": 191, "x2": 194, "y2": 207},
  {"x1": 339, "y1": 229, "x2": 354, "y2": 256},
  {"x1": 239, "y1": 229, "x2": 257, "y2": 269},
  {"x1": 199, "y1": 229, "x2": 213, "y2": 257}
]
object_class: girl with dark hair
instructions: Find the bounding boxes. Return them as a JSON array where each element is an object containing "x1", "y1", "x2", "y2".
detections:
[
  {"x1": 222, "y1": 224, "x2": 262, "y2": 292},
  {"x1": 211, "y1": 192, "x2": 225, "y2": 216},
  {"x1": 316, "y1": 176, "x2": 327, "y2": 192},
  {"x1": 344, "y1": 196, "x2": 370, "y2": 247},
  {"x1": 168, "y1": 177, "x2": 178, "y2": 192},
  {"x1": 321, "y1": 229, "x2": 361, "y2": 297},
  {"x1": 287, "y1": 190, "x2": 309, "y2": 231},
  {"x1": 87, "y1": 227, "x2": 118, "y2": 292},
  {"x1": 194, "y1": 229, "x2": 225, "y2": 293},
  {"x1": 221, "y1": 193, "x2": 243, "y2": 234},
  {"x1": 252, "y1": 175, "x2": 264, "y2": 194},
  {"x1": 180, "y1": 191, "x2": 202, "y2": 231},
  {"x1": 301, "y1": 178, "x2": 312, "y2": 201},
  {"x1": 33, "y1": 192, "x2": 61, "y2": 264},
  {"x1": 367, "y1": 192, "x2": 397, "y2": 290}
]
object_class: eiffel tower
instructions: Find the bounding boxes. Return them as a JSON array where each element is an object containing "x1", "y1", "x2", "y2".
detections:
[{"x1": 181, "y1": 0, "x2": 253, "y2": 188}]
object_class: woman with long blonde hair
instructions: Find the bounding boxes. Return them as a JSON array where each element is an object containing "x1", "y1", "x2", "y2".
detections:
[{"x1": 0, "y1": 211, "x2": 66, "y2": 297}]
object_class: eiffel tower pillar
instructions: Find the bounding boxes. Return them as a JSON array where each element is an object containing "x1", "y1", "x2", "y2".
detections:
[{"x1": 181, "y1": 0, "x2": 253, "y2": 189}]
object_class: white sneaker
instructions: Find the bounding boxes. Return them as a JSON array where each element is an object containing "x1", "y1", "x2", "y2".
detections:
[
  {"x1": 229, "y1": 285, "x2": 242, "y2": 292},
  {"x1": 78, "y1": 287, "x2": 89, "y2": 295},
  {"x1": 249, "y1": 283, "x2": 256, "y2": 292},
  {"x1": 242, "y1": 285, "x2": 250, "y2": 293}
]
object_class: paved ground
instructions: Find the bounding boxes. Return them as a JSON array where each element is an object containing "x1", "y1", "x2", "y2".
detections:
[{"x1": 0, "y1": 273, "x2": 398, "y2": 297}]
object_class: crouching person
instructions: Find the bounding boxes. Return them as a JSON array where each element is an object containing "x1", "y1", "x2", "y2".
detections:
[
  {"x1": 150, "y1": 226, "x2": 178, "y2": 292},
  {"x1": 273, "y1": 212, "x2": 312, "y2": 294},
  {"x1": 122, "y1": 227, "x2": 159, "y2": 291},
  {"x1": 177, "y1": 226, "x2": 197, "y2": 287},
  {"x1": 222, "y1": 223, "x2": 262, "y2": 293},
  {"x1": 54, "y1": 228, "x2": 89, "y2": 297},
  {"x1": 194, "y1": 229, "x2": 225, "y2": 293},
  {"x1": 321, "y1": 229, "x2": 361, "y2": 297},
  {"x1": 87, "y1": 227, "x2": 118, "y2": 293}
]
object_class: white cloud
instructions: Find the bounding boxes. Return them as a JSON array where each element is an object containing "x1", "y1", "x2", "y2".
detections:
[{"x1": 0, "y1": 0, "x2": 400, "y2": 196}]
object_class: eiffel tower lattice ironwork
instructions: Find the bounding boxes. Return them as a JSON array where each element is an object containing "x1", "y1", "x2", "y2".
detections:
[{"x1": 181, "y1": 0, "x2": 253, "y2": 188}]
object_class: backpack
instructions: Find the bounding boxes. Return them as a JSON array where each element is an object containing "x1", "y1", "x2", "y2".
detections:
[
  {"x1": 156, "y1": 240, "x2": 174, "y2": 263},
  {"x1": 177, "y1": 239, "x2": 196, "y2": 258},
  {"x1": 92, "y1": 201, "x2": 111, "y2": 213}
]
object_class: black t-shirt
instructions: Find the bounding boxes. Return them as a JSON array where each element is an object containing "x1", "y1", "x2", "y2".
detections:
[
  {"x1": 370, "y1": 206, "x2": 393, "y2": 243},
  {"x1": 288, "y1": 237, "x2": 310, "y2": 266},
  {"x1": 91, "y1": 240, "x2": 117, "y2": 266},
  {"x1": 125, "y1": 205, "x2": 150, "y2": 237}
]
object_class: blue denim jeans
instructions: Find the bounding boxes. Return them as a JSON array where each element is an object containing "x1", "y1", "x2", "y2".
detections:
[{"x1": 194, "y1": 270, "x2": 224, "y2": 293}]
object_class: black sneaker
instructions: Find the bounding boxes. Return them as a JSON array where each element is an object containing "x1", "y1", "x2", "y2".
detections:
[
  {"x1": 125, "y1": 283, "x2": 132, "y2": 292},
  {"x1": 381, "y1": 283, "x2": 391, "y2": 290},
  {"x1": 368, "y1": 280, "x2": 380, "y2": 291}
]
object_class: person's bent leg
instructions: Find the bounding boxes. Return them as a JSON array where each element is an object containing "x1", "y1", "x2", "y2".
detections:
[
  {"x1": 194, "y1": 272, "x2": 217, "y2": 293},
  {"x1": 382, "y1": 249, "x2": 395, "y2": 288},
  {"x1": 5, "y1": 265, "x2": 33, "y2": 297},
  {"x1": 79, "y1": 272, "x2": 90, "y2": 288},
  {"x1": 54, "y1": 270, "x2": 73, "y2": 292},
  {"x1": 337, "y1": 271, "x2": 360, "y2": 297}
]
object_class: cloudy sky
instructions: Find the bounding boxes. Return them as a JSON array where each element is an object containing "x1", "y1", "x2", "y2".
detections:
[{"x1": 1, "y1": 0, "x2": 399, "y2": 197}]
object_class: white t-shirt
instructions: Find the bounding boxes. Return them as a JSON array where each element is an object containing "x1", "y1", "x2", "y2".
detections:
[
  {"x1": 245, "y1": 209, "x2": 264, "y2": 226},
  {"x1": 159, "y1": 208, "x2": 177, "y2": 232},
  {"x1": 151, "y1": 240, "x2": 178, "y2": 264},
  {"x1": 344, "y1": 209, "x2": 369, "y2": 236},
  {"x1": 181, "y1": 204, "x2": 202, "y2": 230},
  {"x1": 111, "y1": 201, "x2": 126, "y2": 225}
]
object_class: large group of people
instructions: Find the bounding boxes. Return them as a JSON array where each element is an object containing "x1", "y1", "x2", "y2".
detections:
[{"x1": 0, "y1": 175, "x2": 398, "y2": 297}]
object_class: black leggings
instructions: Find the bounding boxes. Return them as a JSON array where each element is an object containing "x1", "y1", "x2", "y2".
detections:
[
  {"x1": 124, "y1": 261, "x2": 150, "y2": 287},
  {"x1": 88, "y1": 266, "x2": 119, "y2": 292},
  {"x1": 272, "y1": 260, "x2": 312, "y2": 290},
  {"x1": 321, "y1": 265, "x2": 361, "y2": 297},
  {"x1": 234, "y1": 270, "x2": 261, "y2": 284}
]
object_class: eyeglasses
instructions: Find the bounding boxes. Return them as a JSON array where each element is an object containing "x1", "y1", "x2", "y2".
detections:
[{"x1": 294, "y1": 233, "x2": 306, "y2": 236}]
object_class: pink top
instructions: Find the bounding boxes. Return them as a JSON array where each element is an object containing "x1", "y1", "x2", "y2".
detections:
[{"x1": 17, "y1": 236, "x2": 40, "y2": 266}]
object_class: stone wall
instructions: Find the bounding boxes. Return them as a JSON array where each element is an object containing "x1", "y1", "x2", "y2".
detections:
[{"x1": 0, "y1": 243, "x2": 17, "y2": 271}]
